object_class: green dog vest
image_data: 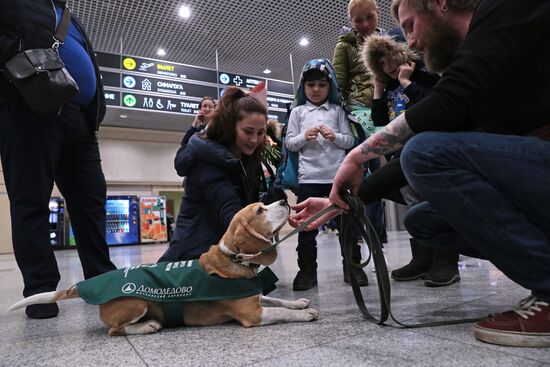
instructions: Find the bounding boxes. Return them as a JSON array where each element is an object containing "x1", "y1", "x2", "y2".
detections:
[{"x1": 76, "y1": 260, "x2": 278, "y2": 327}]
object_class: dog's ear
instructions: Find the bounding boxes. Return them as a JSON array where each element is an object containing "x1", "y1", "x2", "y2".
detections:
[
  {"x1": 234, "y1": 215, "x2": 271, "y2": 249},
  {"x1": 200, "y1": 250, "x2": 255, "y2": 279},
  {"x1": 199, "y1": 251, "x2": 233, "y2": 278}
]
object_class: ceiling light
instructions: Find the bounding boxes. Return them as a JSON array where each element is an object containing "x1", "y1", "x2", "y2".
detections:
[
  {"x1": 157, "y1": 48, "x2": 166, "y2": 57},
  {"x1": 178, "y1": 5, "x2": 191, "y2": 18},
  {"x1": 120, "y1": 114, "x2": 127, "y2": 119},
  {"x1": 262, "y1": 69, "x2": 272, "y2": 74},
  {"x1": 299, "y1": 37, "x2": 309, "y2": 46}
]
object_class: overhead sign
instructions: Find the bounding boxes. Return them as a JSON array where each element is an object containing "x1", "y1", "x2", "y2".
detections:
[
  {"x1": 267, "y1": 79, "x2": 294, "y2": 95},
  {"x1": 120, "y1": 74, "x2": 217, "y2": 98},
  {"x1": 96, "y1": 52, "x2": 295, "y2": 124},
  {"x1": 95, "y1": 52, "x2": 119, "y2": 69},
  {"x1": 120, "y1": 55, "x2": 218, "y2": 84},
  {"x1": 218, "y1": 72, "x2": 265, "y2": 89},
  {"x1": 267, "y1": 110, "x2": 288, "y2": 122},
  {"x1": 121, "y1": 93, "x2": 200, "y2": 115},
  {"x1": 101, "y1": 71, "x2": 120, "y2": 88},
  {"x1": 104, "y1": 91, "x2": 121, "y2": 107},
  {"x1": 267, "y1": 95, "x2": 293, "y2": 110}
]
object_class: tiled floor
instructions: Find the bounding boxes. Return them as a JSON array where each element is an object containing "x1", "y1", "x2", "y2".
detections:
[{"x1": 1, "y1": 230, "x2": 549, "y2": 366}]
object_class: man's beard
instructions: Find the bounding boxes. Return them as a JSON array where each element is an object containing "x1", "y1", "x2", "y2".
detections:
[{"x1": 423, "y1": 14, "x2": 462, "y2": 73}]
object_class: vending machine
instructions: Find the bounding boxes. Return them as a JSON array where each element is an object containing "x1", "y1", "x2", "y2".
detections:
[
  {"x1": 105, "y1": 195, "x2": 140, "y2": 246},
  {"x1": 67, "y1": 224, "x2": 77, "y2": 248},
  {"x1": 49, "y1": 197, "x2": 65, "y2": 249},
  {"x1": 139, "y1": 196, "x2": 168, "y2": 243}
]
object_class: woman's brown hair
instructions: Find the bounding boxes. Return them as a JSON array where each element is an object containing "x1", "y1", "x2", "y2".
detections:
[
  {"x1": 206, "y1": 86, "x2": 267, "y2": 193},
  {"x1": 198, "y1": 96, "x2": 216, "y2": 109}
]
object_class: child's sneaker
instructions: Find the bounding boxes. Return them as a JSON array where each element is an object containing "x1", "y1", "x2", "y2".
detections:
[{"x1": 474, "y1": 296, "x2": 550, "y2": 347}]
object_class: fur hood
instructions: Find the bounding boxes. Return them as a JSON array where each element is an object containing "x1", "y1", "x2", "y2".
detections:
[{"x1": 363, "y1": 34, "x2": 417, "y2": 82}]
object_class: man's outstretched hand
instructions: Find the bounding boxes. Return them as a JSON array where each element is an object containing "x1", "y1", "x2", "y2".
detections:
[
  {"x1": 329, "y1": 148, "x2": 365, "y2": 210},
  {"x1": 288, "y1": 197, "x2": 343, "y2": 231}
]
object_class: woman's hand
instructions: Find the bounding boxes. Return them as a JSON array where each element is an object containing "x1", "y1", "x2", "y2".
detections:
[
  {"x1": 289, "y1": 197, "x2": 343, "y2": 231},
  {"x1": 192, "y1": 112, "x2": 205, "y2": 128}
]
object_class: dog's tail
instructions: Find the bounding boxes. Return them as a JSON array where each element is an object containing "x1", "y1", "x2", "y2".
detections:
[{"x1": 8, "y1": 288, "x2": 80, "y2": 311}]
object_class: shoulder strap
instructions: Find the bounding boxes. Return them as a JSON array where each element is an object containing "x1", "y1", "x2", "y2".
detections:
[{"x1": 53, "y1": 2, "x2": 72, "y2": 44}]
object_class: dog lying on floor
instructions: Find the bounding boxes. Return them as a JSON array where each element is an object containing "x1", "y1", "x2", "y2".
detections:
[{"x1": 9, "y1": 200, "x2": 319, "y2": 335}]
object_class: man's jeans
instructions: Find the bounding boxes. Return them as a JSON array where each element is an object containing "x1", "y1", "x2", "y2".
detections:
[{"x1": 401, "y1": 132, "x2": 550, "y2": 301}]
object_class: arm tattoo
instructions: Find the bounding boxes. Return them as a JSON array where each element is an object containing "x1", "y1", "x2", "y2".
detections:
[{"x1": 360, "y1": 113, "x2": 414, "y2": 156}]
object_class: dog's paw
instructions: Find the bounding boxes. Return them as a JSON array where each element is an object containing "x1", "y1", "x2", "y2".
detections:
[
  {"x1": 121, "y1": 319, "x2": 163, "y2": 335},
  {"x1": 143, "y1": 320, "x2": 162, "y2": 334},
  {"x1": 291, "y1": 298, "x2": 310, "y2": 309},
  {"x1": 304, "y1": 308, "x2": 319, "y2": 321}
]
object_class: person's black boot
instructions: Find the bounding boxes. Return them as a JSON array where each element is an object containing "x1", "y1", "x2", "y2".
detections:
[
  {"x1": 26, "y1": 303, "x2": 59, "y2": 319},
  {"x1": 391, "y1": 238, "x2": 433, "y2": 281},
  {"x1": 424, "y1": 248, "x2": 460, "y2": 287},
  {"x1": 342, "y1": 243, "x2": 369, "y2": 286},
  {"x1": 293, "y1": 248, "x2": 318, "y2": 291}
]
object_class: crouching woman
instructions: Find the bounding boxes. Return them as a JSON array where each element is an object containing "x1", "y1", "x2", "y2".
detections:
[{"x1": 159, "y1": 87, "x2": 267, "y2": 261}]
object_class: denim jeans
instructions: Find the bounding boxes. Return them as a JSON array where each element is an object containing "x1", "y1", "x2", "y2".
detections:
[{"x1": 401, "y1": 132, "x2": 550, "y2": 301}]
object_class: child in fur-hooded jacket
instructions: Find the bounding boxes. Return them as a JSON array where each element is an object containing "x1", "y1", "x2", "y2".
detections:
[{"x1": 363, "y1": 34, "x2": 440, "y2": 127}]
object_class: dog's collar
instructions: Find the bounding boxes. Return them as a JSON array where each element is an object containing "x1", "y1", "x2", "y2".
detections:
[{"x1": 218, "y1": 241, "x2": 260, "y2": 270}]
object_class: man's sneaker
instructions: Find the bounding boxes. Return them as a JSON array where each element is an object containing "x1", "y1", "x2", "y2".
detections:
[
  {"x1": 424, "y1": 261, "x2": 460, "y2": 287},
  {"x1": 474, "y1": 296, "x2": 550, "y2": 347}
]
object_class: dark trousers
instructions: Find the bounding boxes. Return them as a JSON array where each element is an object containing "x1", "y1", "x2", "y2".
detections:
[
  {"x1": 296, "y1": 183, "x2": 334, "y2": 250},
  {"x1": 0, "y1": 103, "x2": 115, "y2": 297},
  {"x1": 364, "y1": 158, "x2": 387, "y2": 242},
  {"x1": 296, "y1": 183, "x2": 362, "y2": 270}
]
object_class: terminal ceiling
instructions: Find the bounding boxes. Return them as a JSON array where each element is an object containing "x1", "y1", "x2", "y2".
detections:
[{"x1": 71, "y1": 0, "x2": 398, "y2": 85}]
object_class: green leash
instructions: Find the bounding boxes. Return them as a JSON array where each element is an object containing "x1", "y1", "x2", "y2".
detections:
[{"x1": 340, "y1": 192, "x2": 487, "y2": 328}]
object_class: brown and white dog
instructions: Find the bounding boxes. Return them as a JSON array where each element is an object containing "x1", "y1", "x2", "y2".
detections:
[{"x1": 9, "y1": 200, "x2": 319, "y2": 335}]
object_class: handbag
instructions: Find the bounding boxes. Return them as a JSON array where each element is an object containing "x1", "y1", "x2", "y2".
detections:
[{"x1": 2, "y1": 3, "x2": 79, "y2": 115}]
